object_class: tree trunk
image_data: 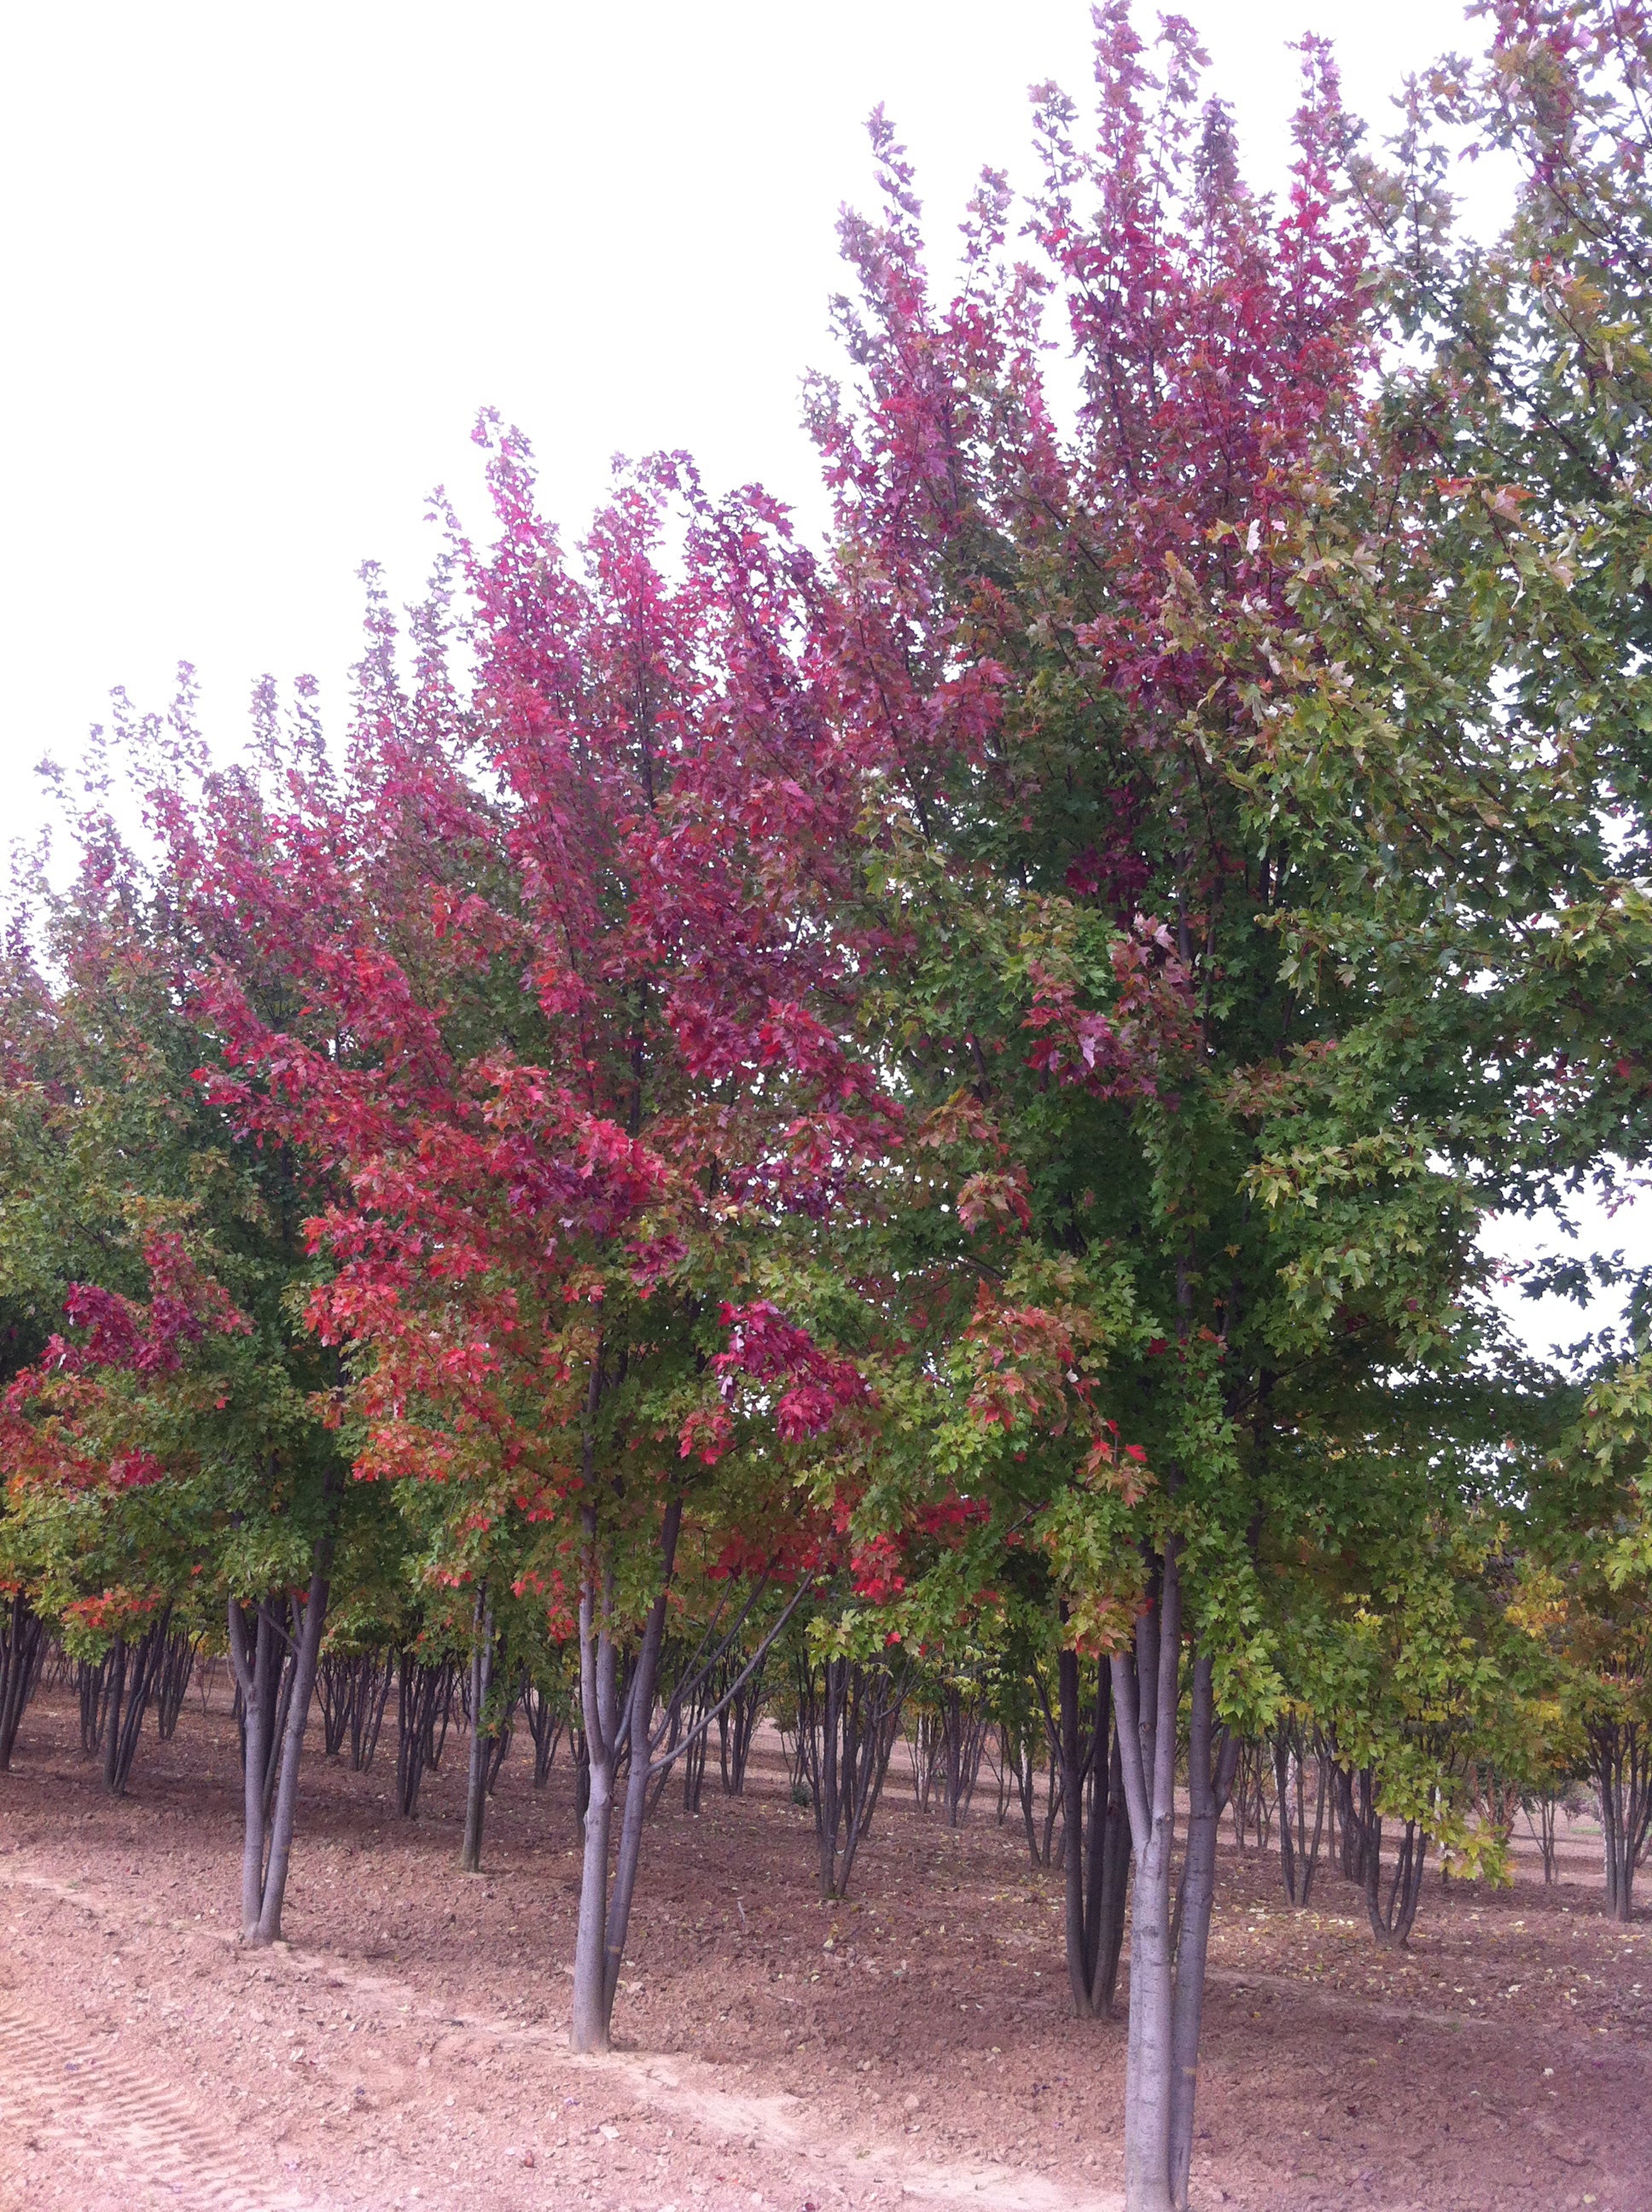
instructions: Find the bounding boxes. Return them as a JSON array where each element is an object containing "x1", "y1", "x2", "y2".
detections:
[
  {"x1": 101, "y1": 1639, "x2": 129, "y2": 1792},
  {"x1": 1114, "y1": 1548, "x2": 1181, "y2": 2212},
  {"x1": 1335, "y1": 1761, "x2": 1376, "y2": 1885},
  {"x1": 253, "y1": 1560, "x2": 329, "y2": 1944},
  {"x1": 1053, "y1": 1650, "x2": 1131, "y2": 2020},
  {"x1": 1092, "y1": 1730, "x2": 1132, "y2": 2014},
  {"x1": 226, "y1": 1543, "x2": 332, "y2": 1946},
  {"x1": 230, "y1": 1598, "x2": 275, "y2": 1941},
  {"x1": 78, "y1": 1654, "x2": 113, "y2": 1756},
  {"x1": 155, "y1": 1630, "x2": 196, "y2": 1742},
  {"x1": 795, "y1": 1652, "x2": 909, "y2": 1899},
  {"x1": 1168, "y1": 1654, "x2": 1236, "y2": 2204},
  {"x1": 570, "y1": 1528, "x2": 619, "y2": 2055},
  {"x1": 1365, "y1": 1813, "x2": 1428, "y2": 1947},
  {"x1": 1590, "y1": 1719, "x2": 1650, "y2": 1924},
  {"x1": 1111, "y1": 1544, "x2": 1231, "y2": 2212},
  {"x1": 460, "y1": 1591, "x2": 494, "y2": 1876},
  {"x1": 0, "y1": 1592, "x2": 47, "y2": 1769},
  {"x1": 103, "y1": 1610, "x2": 172, "y2": 1795},
  {"x1": 526, "y1": 1679, "x2": 566, "y2": 1785},
  {"x1": 601, "y1": 1496, "x2": 682, "y2": 2025},
  {"x1": 570, "y1": 1493, "x2": 683, "y2": 2052},
  {"x1": 717, "y1": 1651, "x2": 765, "y2": 1794},
  {"x1": 1273, "y1": 1726, "x2": 1328, "y2": 1908}
]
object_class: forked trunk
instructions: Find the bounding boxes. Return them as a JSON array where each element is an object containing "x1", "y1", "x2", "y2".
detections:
[
  {"x1": 227, "y1": 1541, "x2": 332, "y2": 1946},
  {"x1": 155, "y1": 1630, "x2": 196, "y2": 1742},
  {"x1": 795, "y1": 1652, "x2": 910, "y2": 1899},
  {"x1": 1591, "y1": 1718, "x2": 1651, "y2": 1924},
  {"x1": 525, "y1": 1679, "x2": 566, "y2": 1785},
  {"x1": 1364, "y1": 1814, "x2": 1428, "y2": 1947},
  {"x1": 1052, "y1": 1648, "x2": 1131, "y2": 2019},
  {"x1": 1111, "y1": 1545, "x2": 1235, "y2": 2212},
  {"x1": 716, "y1": 1652, "x2": 765, "y2": 1794},
  {"x1": 0, "y1": 1592, "x2": 47, "y2": 1770},
  {"x1": 569, "y1": 1493, "x2": 683, "y2": 2053},
  {"x1": 570, "y1": 1536, "x2": 619, "y2": 2055},
  {"x1": 102, "y1": 1610, "x2": 172, "y2": 1795},
  {"x1": 1592, "y1": 1716, "x2": 1652, "y2": 1929},
  {"x1": 1273, "y1": 1726, "x2": 1328, "y2": 1908}
]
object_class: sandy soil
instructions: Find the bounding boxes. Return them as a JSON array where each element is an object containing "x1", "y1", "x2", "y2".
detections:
[{"x1": 0, "y1": 1683, "x2": 1647, "y2": 2212}]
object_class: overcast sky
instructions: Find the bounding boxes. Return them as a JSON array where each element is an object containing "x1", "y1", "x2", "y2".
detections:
[
  {"x1": 0, "y1": 0, "x2": 1640, "y2": 1353},
  {"x1": 0, "y1": 0, "x2": 1514, "y2": 814}
]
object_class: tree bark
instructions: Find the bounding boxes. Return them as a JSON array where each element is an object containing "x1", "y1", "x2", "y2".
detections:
[
  {"x1": 568, "y1": 1491, "x2": 685, "y2": 2052},
  {"x1": 103, "y1": 1610, "x2": 172, "y2": 1795},
  {"x1": 0, "y1": 1592, "x2": 47, "y2": 1770},
  {"x1": 601, "y1": 1495, "x2": 683, "y2": 2022},
  {"x1": 253, "y1": 1555, "x2": 330, "y2": 1944},
  {"x1": 795, "y1": 1652, "x2": 909, "y2": 1899},
  {"x1": 1091, "y1": 1728, "x2": 1132, "y2": 2015},
  {"x1": 570, "y1": 1520, "x2": 620, "y2": 2054},
  {"x1": 1110, "y1": 1542, "x2": 1232, "y2": 2212},
  {"x1": 1113, "y1": 1545, "x2": 1183, "y2": 2212},
  {"x1": 460, "y1": 1590, "x2": 494, "y2": 1876},
  {"x1": 1168, "y1": 1654, "x2": 1236, "y2": 2207},
  {"x1": 1053, "y1": 1650, "x2": 1131, "y2": 2019},
  {"x1": 228, "y1": 1597, "x2": 274, "y2": 1941},
  {"x1": 1365, "y1": 1814, "x2": 1428, "y2": 1947},
  {"x1": 1591, "y1": 1719, "x2": 1651, "y2": 1924},
  {"x1": 226, "y1": 1540, "x2": 333, "y2": 1947},
  {"x1": 101, "y1": 1638, "x2": 129, "y2": 1793}
]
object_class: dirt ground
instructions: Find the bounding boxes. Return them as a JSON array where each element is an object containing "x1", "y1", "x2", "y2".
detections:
[{"x1": 0, "y1": 1684, "x2": 1647, "y2": 2212}]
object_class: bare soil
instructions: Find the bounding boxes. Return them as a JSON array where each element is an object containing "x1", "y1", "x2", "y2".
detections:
[{"x1": 1, "y1": 1685, "x2": 1648, "y2": 2212}]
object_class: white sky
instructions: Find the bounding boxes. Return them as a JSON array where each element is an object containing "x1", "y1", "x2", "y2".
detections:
[{"x1": 0, "y1": 0, "x2": 1643, "y2": 1355}]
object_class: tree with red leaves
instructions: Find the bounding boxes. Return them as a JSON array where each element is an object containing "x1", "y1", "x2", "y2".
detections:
[
  {"x1": 0, "y1": 799, "x2": 360, "y2": 1925},
  {"x1": 160, "y1": 433, "x2": 899, "y2": 2048},
  {"x1": 788, "y1": 11, "x2": 1590, "y2": 2203}
]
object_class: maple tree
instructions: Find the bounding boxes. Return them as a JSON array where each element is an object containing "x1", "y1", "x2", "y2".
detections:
[
  {"x1": 1347, "y1": 0, "x2": 1652, "y2": 1930},
  {"x1": 777, "y1": 5, "x2": 1629, "y2": 2200},
  {"x1": 145, "y1": 436, "x2": 901, "y2": 2048},
  {"x1": 0, "y1": 737, "x2": 385, "y2": 1933}
]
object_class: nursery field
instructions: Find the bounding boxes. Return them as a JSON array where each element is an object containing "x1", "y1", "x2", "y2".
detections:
[{"x1": 0, "y1": 1687, "x2": 1647, "y2": 2212}]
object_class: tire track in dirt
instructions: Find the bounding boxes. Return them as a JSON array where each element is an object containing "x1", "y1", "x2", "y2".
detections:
[
  {"x1": 0, "y1": 2005, "x2": 324, "y2": 2212},
  {"x1": 3, "y1": 1857, "x2": 1120, "y2": 2210}
]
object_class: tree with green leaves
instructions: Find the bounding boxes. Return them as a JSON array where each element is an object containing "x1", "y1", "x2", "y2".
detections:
[{"x1": 0, "y1": 760, "x2": 364, "y2": 1936}]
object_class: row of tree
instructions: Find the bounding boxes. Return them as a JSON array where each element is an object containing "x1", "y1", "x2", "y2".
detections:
[{"x1": 4, "y1": 6, "x2": 1652, "y2": 2208}]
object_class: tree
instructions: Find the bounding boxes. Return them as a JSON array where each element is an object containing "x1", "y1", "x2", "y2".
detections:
[
  {"x1": 1516, "y1": 1351, "x2": 1652, "y2": 1917},
  {"x1": 0, "y1": 737, "x2": 368, "y2": 1936},
  {"x1": 167, "y1": 442, "x2": 896, "y2": 2052},
  {"x1": 788, "y1": 9, "x2": 1600, "y2": 2202}
]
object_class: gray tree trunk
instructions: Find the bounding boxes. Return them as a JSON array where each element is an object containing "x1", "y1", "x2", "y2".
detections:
[
  {"x1": 1113, "y1": 1547, "x2": 1182, "y2": 2212},
  {"x1": 461, "y1": 1589, "x2": 494, "y2": 1876},
  {"x1": 1168, "y1": 1654, "x2": 1236, "y2": 2203},
  {"x1": 229, "y1": 1598, "x2": 274, "y2": 1941},
  {"x1": 0, "y1": 1592, "x2": 47, "y2": 1769},
  {"x1": 1591, "y1": 1719, "x2": 1650, "y2": 1924},
  {"x1": 1110, "y1": 1545, "x2": 1234, "y2": 2212},
  {"x1": 253, "y1": 1557, "x2": 329, "y2": 1943},
  {"x1": 571, "y1": 1520, "x2": 620, "y2": 2055},
  {"x1": 226, "y1": 1543, "x2": 332, "y2": 1947},
  {"x1": 569, "y1": 1493, "x2": 683, "y2": 2052},
  {"x1": 602, "y1": 1495, "x2": 682, "y2": 2021}
]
